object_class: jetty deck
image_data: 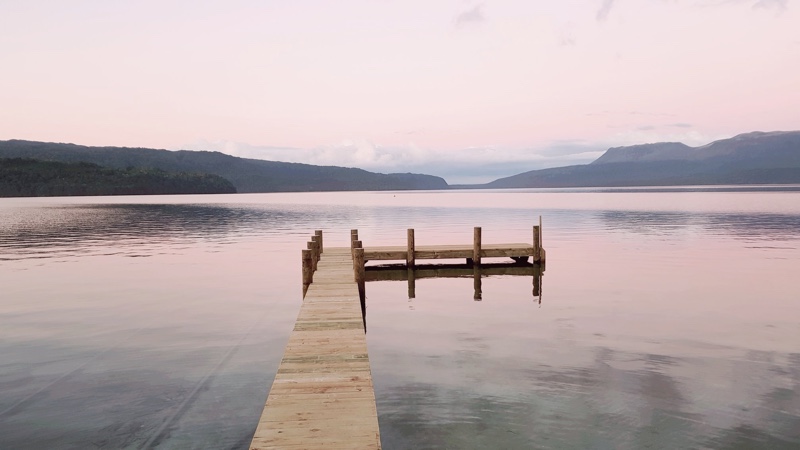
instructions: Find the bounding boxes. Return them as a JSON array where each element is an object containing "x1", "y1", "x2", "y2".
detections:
[
  {"x1": 364, "y1": 243, "x2": 535, "y2": 261},
  {"x1": 250, "y1": 247, "x2": 381, "y2": 449},
  {"x1": 251, "y1": 226, "x2": 544, "y2": 449}
]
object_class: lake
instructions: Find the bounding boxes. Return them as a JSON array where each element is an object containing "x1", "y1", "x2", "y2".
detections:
[{"x1": 1, "y1": 187, "x2": 799, "y2": 449}]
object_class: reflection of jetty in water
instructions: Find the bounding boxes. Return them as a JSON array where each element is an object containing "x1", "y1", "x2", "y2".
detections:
[{"x1": 366, "y1": 262, "x2": 544, "y2": 303}]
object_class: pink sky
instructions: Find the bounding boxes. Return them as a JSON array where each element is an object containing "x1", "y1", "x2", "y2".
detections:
[{"x1": 1, "y1": 1, "x2": 798, "y2": 182}]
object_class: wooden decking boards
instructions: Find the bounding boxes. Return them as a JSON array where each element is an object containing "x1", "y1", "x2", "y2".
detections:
[
  {"x1": 363, "y1": 243, "x2": 535, "y2": 260},
  {"x1": 251, "y1": 225, "x2": 545, "y2": 449},
  {"x1": 250, "y1": 247, "x2": 381, "y2": 450}
]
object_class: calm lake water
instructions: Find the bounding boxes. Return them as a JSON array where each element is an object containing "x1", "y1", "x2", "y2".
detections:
[{"x1": 1, "y1": 187, "x2": 799, "y2": 449}]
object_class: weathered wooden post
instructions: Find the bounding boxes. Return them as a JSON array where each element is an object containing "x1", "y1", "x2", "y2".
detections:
[
  {"x1": 352, "y1": 240, "x2": 362, "y2": 272},
  {"x1": 307, "y1": 241, "x2": 317, "y2": 272},
  {"x1": 539, "y1": 215, "x2": 542, "y2": 247},
  {"x1": 311, "y1": 235, "x2": 320, "y2": 264},
  {"x1": 302, "y1": 249, "x2": 313, "y2": 298},
  {"x1": 473, "y1": 227, "x2": 482, "y2": 266},
  {"x1": 350, "y1": 229, "x2": 359, "y2": 258},
  {"x1": 315, "y1": 230, "x2": 323, "y2": 254},
  {"x1": 354, "y1": 246, "x2": 366, "y2": 330},
  {"x1": 407, "y1": 228, "x2": 415, "y2": 268},
  {"x1": 533, "y1": 226, "x2": 541, "y2": 263},
  {"x1": 354, "y1": 247, "x2": 365, "y2": 287}
]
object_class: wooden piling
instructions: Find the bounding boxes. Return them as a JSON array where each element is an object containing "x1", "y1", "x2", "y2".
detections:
[
  {"x1": 315, "y1": 229, "x2": 323, "y2": 253},
  {"x1": 353, "y1": 240, "x2": 362, "y2": 272},
  {"x1": 539, "y1": 216, "x2": 542, "y2": 248},
  {"x1": 301, "y1": 249, "x2": 313, "y2": 298},
  {"x1": 354, "y1": 247, "x2": 366, "y2": 328},
  {"x1": 533, "y1": 226, "x2": 541, "y2": 263},
  {"x1": 473, "y1": 227, "x2": 482, "y2": 266},
  {"x1": 307, "y1": 241, "x2": 317, "y2": 272},
  {"x1": 351, "y1": 229, "x2": 359, "y2": 258},
  {"x1": 311, "y1": 235, "x2": 320, "y2": 263},
  {"x1": 407, "y1": 228, "x2": 415, "y2": 268}
]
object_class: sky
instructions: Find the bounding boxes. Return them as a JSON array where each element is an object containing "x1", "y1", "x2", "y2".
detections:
[{"x1": 1, "y1": 1, "x2": 798, "y2": 183}]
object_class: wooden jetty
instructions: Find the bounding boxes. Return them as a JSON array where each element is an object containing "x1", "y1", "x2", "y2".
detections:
[
  {"x1": 358, "y1": 226, "x2": 545, "y2": 267},
  {"x1": 250, "y1": 234, "x2": 381, "y2": 449},
  {"x1": 251, "y1": 225, "x2": 544, "y2": 448}
]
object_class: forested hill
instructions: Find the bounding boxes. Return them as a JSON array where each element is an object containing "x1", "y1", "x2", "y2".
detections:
[
  {"x1": 0, "y1": 158, "x2": 237, "y2": 197},
  {"x1": 0, "y1": 140, "x2": 448, "y2": 192},
  {"x1": 484, "y1": 131, "x2": 800, "y2": 188}
]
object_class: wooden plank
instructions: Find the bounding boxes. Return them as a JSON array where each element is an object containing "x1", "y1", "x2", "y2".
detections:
[
  {"x1": 250, "y1": 247, "x2": 381, "y2": 450},
  {"x1": 363, "y1": 243, "x2": 537, "y2": 261}
]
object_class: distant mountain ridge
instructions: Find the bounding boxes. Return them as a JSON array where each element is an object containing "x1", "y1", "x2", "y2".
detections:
[
  {"x1": 2, "y1": 131, "x2": 798, "y2": 192},
  {"x1": 486, "y1": 131, "x2": 800, "y2": 188},
  {"x1": 0, "y1": 140, "x2": 448, "y2": 192}
]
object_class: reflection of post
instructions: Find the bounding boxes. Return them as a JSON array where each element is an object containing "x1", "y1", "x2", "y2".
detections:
[
  {"x1": 407, "y1": 228, "x2": 415, "y2": 268},
  {"x1": 473, "y1": 264, "x2": 482, "y2": 300},
  {"x1": 315, "y1": 229, "x2": 323, "y2": 254},
  {"x1": 301, "y1": 249, "x2": 313, "y2": 298},
  {"x1": 532, "y1": 265, "x2": 543, "y2": 305},
  {"x1": 473, "y1": 227, "x2": 482, "y2": 266},
  {"x1": 354, "y1": 247, "x2": 366, "y2": 331},
  {"x1": 407, "y1": 268, "x2": 415, "y2": 299}
]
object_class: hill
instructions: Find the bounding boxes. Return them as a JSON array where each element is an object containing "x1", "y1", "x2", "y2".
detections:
[
  {"x1": 0, "y1": 158, "x2": 237, "y2": 197},
  {"x1": 0, "y1": 140, "x2": 448, "y2": 193},
  {"x1": 485, "y1": 131, "x2": 800, "y2": 188}
]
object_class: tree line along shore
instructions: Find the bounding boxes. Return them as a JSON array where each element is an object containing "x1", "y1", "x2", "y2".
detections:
[{"x1": 0, "y1": 158, "x2": 237, "y2": 197}]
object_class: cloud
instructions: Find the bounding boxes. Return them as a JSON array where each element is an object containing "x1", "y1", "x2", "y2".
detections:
[
  {"x1": 455, "y1": 4, "x2": 485, "y2": 28},
  {"x1": 670, "y1": 123, "x2": 693, "y2": 128},
  {"x1": 697, "y1": 0, "x2": 788, "y2": 12},
  {"x1": 557, "y1": 27, "x2": 576, "y2": 46},
  {"x1": 180, "y1": 139, "x2": 606, "y2": 184},
  {"x1": 752, "y1": 0, "x2": 787, "y2": 11},
  {"x1": 596, "y1": 0, "x2": 615, "y2": 22}
]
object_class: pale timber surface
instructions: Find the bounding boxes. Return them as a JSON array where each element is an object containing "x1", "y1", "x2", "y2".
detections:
[
  {"x1": 250, "y1": 247, "x2": 381, "y2": 450},
  {"x1": 364, "y1": 243, "x2": 535, "y2": 260}
]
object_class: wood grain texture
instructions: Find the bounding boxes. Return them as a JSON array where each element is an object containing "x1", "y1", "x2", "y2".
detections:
[
  {"x1": 250, "y1": 247, "x2": 381, "y2": 450},
  {"x1": 363, "y1": 243, "x2": 540, "y2": 261}
]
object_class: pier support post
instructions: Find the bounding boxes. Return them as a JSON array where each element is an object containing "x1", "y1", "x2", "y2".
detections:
[
  {"x1": 354, "y1": 247, "x2": 366, "y2": 329},
  {"x1": 315, "y1": 230, "x2": 323, "y2": 254},
  {"x1": 407, "y1": 228, "x2": 415, "y2": 268},
  {"x1": 301, "y1": 249, "x2": 313, "y2": 298},
  {"x1": 352, "y1": 240, "x2": 362, "y2": 272},
  {"x1": 473, "y1": 227, "x2": 482, "y2": 266},
  {"x1": 311, "y1": 235, "x2": 320, "y2": 264},
  {"x1": 307, "y1": 241, "x2": 317, "y2": 272},
  {"x1": 350, "y1": 229, "x2": 359, "y2": 258},
  {"x1": 539, "y1": 215, "x2": 542, "y2": 244},
  {"x1": 533, "y1": 226, "x2": 541, "y2": 263}
]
